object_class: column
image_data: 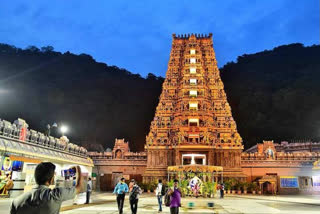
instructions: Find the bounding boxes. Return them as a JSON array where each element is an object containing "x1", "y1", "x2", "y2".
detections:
[
  {"x1": 191, "y1": 155, "x2": 195, "y2": 165},
  {"x1": 152, "y1": 151, "x2": 156, "y2": 166},
  {"x1": 221, "y1": 151, "x2": 224, "y2": 166}
]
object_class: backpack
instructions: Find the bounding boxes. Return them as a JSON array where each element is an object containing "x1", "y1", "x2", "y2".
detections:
[
  {"x1": 161, "y1": 185, "x2": 166, "y2": 196},
  {"x1": 129, "y1": 186, "x2": 140, "y2": 201},
  {"x1": 164, "y1": 192, "x2": 171, "y2": 207}
]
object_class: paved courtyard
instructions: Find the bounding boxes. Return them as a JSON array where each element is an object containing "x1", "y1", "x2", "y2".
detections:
[{"x1": 1, "y1": 192, "x2": 320, "y2": 213}]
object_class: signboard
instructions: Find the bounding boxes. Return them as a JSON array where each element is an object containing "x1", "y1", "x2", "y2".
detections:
[
  {"x1": 312, "y1": 176, "x2": 320, "y2": 190},
  {"x1": 280, "y1": 176, "x2": 299, "y2": 188}
]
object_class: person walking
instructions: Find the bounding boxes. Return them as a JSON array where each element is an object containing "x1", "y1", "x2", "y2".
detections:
[
  {"x1": 168, "y1": 179, "x2": 181, "y2": 214},
  {"x1": 85, "y1": 177, "x2": 92, "y2": 204},
  {"x1": 220, "y1": 183, "x2": 225, "y2": 198},
  {"x1": 129, "y1": 179, "x2": 142, "y2": 214},
  {"x1": 113, "y1": 177, "x2": 129, "y2": 214},
  {"x1": 10, "y1": 162, "x2": 83, "y2": 214},
  {"x1": 155, "y1": 179, "x2": 166, "y2": 212}
]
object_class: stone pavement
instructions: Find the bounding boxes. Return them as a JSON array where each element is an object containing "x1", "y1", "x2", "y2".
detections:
[
  {"x1": 1, "y1": 192, "x2": 320, "y2": 213},
  {"x1": 60, "y1": 192, "x2": 320, "y2": 214},
  {"x1": 227, "y1": 194, "x2": 320, "y2": 206}
]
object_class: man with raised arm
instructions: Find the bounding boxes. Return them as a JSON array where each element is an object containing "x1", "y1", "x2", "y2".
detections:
[{"x1": 10, "y1": 162, "x2": 83, "y2": 214}]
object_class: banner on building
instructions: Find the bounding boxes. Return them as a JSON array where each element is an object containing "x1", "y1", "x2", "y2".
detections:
[
  {"x1": 280, "y1": 176, "x2": 299, "y2": 188},
  {"x1": 312, "y1": 176, "x2": 320, "y2": 190}
]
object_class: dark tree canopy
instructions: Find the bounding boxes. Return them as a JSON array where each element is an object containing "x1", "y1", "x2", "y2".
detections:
[
  {"x1": 0, "y1": 43, "x2": 163, "y2": 151},
  {"x1": 220, "y1": 43, "x2": 320, "y2": 148},
  {"x1": 0, "y1": 43, "x2": 319, "y2": 151}
]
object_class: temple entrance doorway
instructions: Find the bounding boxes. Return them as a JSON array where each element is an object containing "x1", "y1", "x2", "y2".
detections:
[
  {"x1": 100, "y1": 174, "x2": 112, "y2": 191},
  {"x1": 262, "y1": 181, "x2": 273, "y2": 194},
  {"x1": 182, "y1": 154, "x2": 206, "y2": 165},
  {"x1": 258, "y1": 175, "x2": 277, "y2": 195}
]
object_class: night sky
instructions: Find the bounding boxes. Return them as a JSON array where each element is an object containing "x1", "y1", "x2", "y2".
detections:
[{"x1": 1, "y1": 0, "x2": 319, "y2": 77}]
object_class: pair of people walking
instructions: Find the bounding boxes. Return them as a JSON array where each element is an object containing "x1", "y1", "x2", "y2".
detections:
[{"x1": 113, "y1": 178, "x2": 142, "y2": 214}]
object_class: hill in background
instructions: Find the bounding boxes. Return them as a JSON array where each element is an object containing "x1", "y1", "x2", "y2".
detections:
[
  {"x1": 0, "y1": 43, "x2": 319, "y2": 151},
  {"x1": 221, "y1": 43, "x2": 320, "y2": 146}
]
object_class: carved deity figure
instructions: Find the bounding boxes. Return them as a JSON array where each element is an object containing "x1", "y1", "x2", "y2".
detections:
[
  {"x1": 115, "y1": 150, "x2": 122, "y2": 159},
  {"x1": 266, "y1": 147, "x2": 275, "y2": 159}
]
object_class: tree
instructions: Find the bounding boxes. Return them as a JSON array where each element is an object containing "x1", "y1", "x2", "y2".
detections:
[
  {"x1": 147, "y1": 73, "x2": 157, "y2": 80},
  {"x1": 25, "y1": 45, "x2": 40, "y2": 52},
  {"x1": 41, "y1": 46, "x2": 54, "y2": 52}
]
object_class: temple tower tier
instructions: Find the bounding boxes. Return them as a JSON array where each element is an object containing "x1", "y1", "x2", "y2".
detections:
[{"x1": 143, "y1": 33, "x2": 246, "y2": 182}]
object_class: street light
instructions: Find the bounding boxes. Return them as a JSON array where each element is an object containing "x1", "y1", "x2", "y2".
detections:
[{"x1": 60, "y1": 125, "x2": 68, "y2": 136}]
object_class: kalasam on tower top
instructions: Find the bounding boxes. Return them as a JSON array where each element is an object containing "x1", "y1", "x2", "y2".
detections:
[{"x1": 143, "y1": 33, "x2": 246, "y2": 182}]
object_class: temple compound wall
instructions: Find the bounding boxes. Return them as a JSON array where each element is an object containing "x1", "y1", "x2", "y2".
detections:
[
  {"x1": 89, "y1": 139, "x2": 320, "y2": 194},
  {"x1": 88, "y1": 139, "x2": 147, "y2": 191},
  {"x1": 242, "y1": 140, "x2": 320, "y2": 194}
]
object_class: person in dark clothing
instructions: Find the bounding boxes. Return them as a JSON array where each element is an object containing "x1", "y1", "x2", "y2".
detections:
[
  {"x1": 129, "y1": 179, "x2": 142, "y2": 214},
  {"x1": 220, "y1": 183, "x2": 225, "y2": 198},
  {"x1": 85, "y1": 177, "x2": 92, "y2": 204}
]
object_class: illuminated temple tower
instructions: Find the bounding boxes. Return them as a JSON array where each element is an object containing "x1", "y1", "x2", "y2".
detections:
[{"x1": 143, "y1": 33, "x2": 245, "y2": 182}]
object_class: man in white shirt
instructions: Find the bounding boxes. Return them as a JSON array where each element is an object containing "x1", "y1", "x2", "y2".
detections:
[{"x1": 155, "y1": 179, "x2": 165, "y2": 213}]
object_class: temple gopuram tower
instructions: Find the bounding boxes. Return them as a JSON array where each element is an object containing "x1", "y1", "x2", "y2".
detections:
[{"x1": 143, "y1": 33, "x2": 245, "y2": 182}]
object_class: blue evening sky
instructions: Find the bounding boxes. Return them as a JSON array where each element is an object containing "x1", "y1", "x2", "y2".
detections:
[{"x1": 1, "y1": 0, "x2": 319, "y2": 77}]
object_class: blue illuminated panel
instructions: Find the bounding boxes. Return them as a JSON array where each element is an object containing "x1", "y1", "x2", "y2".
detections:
[{"x1": 280, "y1": 177, "x2": 299, "y2": 188}]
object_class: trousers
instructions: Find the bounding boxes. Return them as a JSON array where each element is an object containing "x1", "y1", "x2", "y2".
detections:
[
  {"x1": 170, "y1": 207, "x2": 179, "y2": 214},
  {"x1": 157, "y1": 195, "x2": 163, "y2": 211},
  {"x1": 130, "y1": 199, "x2": 138, "y2": 214},
  {"x1": 86, "y1": 191, "x2": 91, "y2": 204},
  {"x1": 116, "y1": 194, "x2": 125, "y2": 214}
]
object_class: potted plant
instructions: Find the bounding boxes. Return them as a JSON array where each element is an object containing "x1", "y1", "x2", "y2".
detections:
[
  {"x1": 242, "y1": 182, "x2": 249, "y2": 194},
  {"x1": 229, "y1": 178, "x2": 237, "y2": 194},
  {"x1": 224, "y1": 180, "x2": 231, "y2": 194},
  {"x1": 257, "y1": 185, "x2": 262, "y2": 195},
  {"x1": 251, "y1": 183, "x2": 257, "y2": 195},
  {"x1": 139, "y1": 182, "x2": 145, "y2": 192},
  {"x1": 235, "y1": 182, "x2": 242, "y2": 194}
]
